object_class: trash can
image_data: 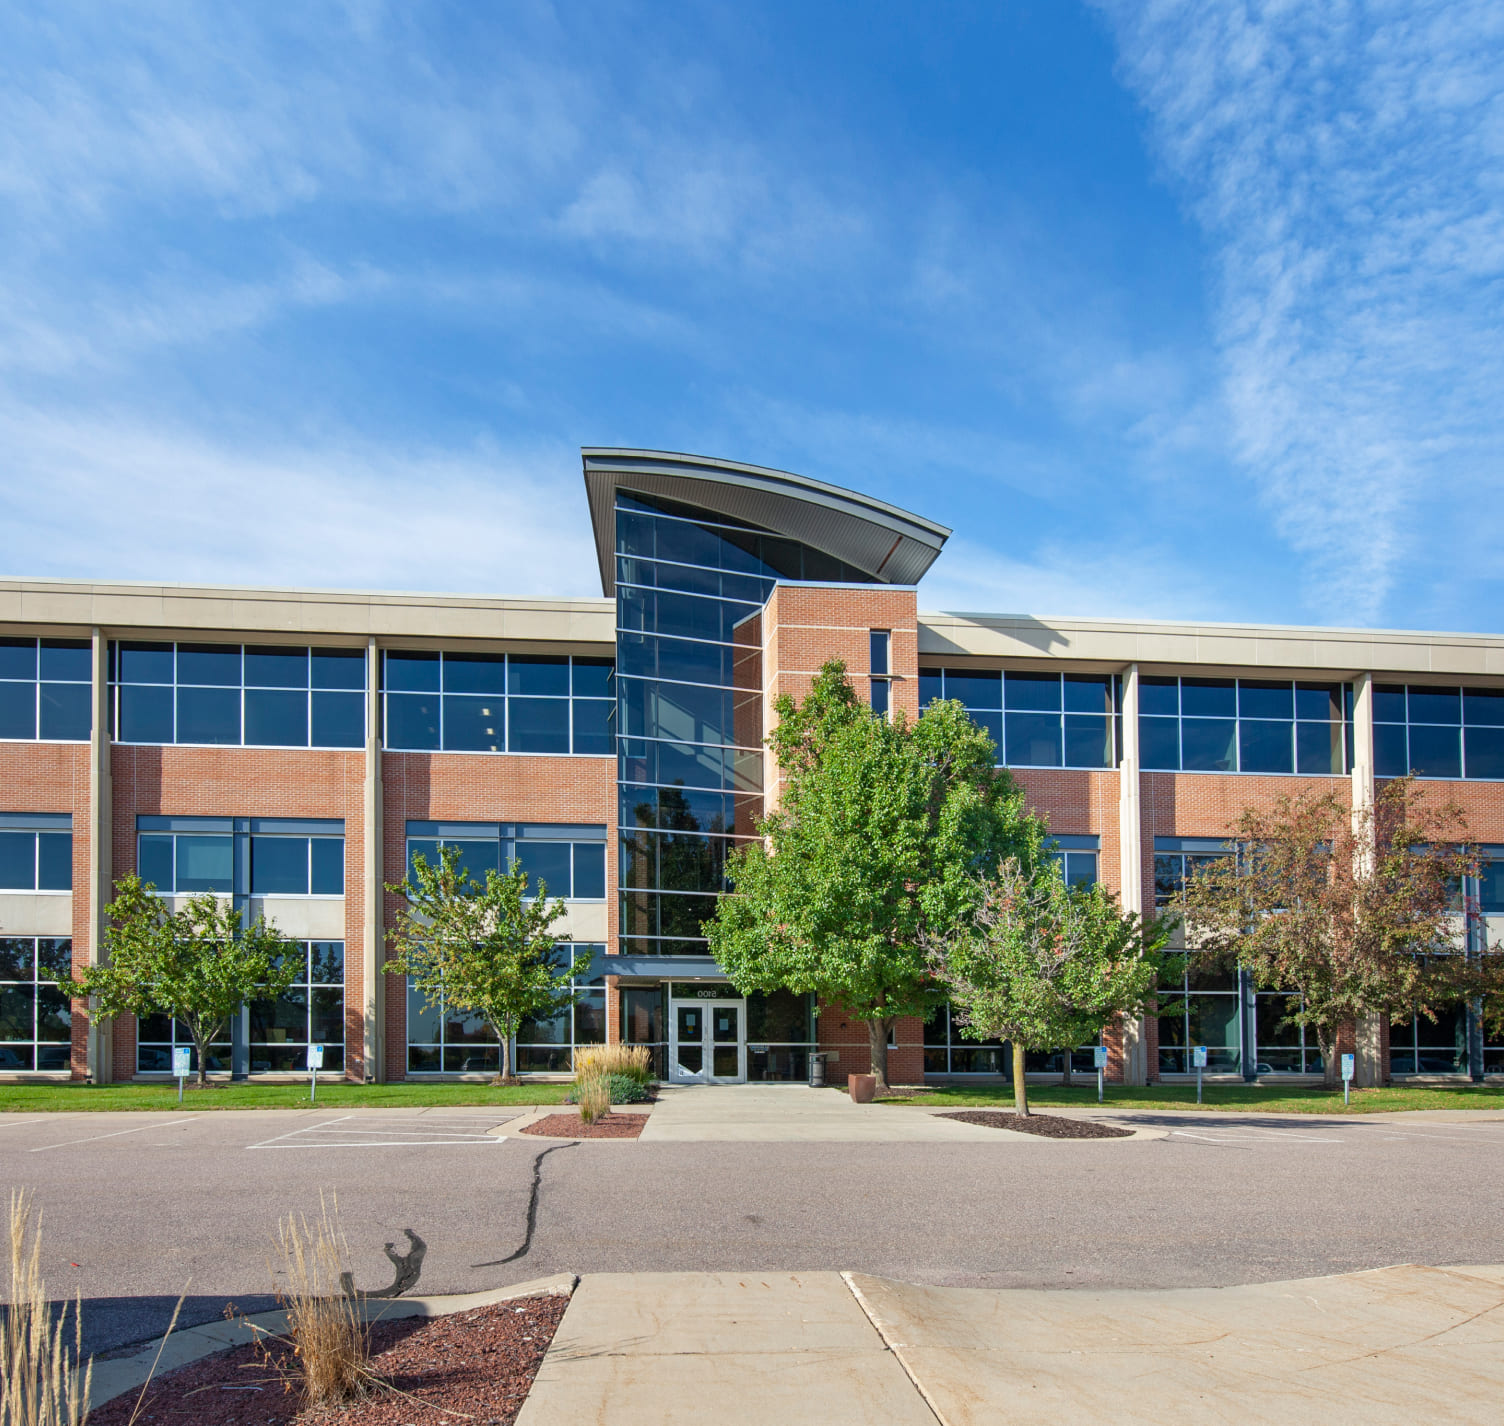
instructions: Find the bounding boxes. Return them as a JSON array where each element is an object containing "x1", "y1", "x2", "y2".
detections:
[{"x1": 808, "y1": 1052, "x2": 827, "y2": 1088}]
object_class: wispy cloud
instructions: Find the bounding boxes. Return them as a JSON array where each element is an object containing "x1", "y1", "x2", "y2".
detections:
[{"x1": 1094, "y1": 0, "x2": 1504, "y2": 625}]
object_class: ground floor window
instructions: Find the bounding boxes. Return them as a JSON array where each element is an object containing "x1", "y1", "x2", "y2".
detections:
[
  {"x1": 620, "y1": 984, "x2": 815, "y2": 1082},
  {"x1": 1157, "y1": 953, "x2": 1241, "y2": 1074},
  {"x1": 0, "y1": 937, "x2": 71, "y2": 1071},
  {"x1": 250, "y1": 941, "x2": 345, "y2": 1072},
  {"x1": 923, "y1": 1003, "x2": 1005, "y2": 1075},
  {"x1": 1255, "y1": 991, "x2": 1324, "y2": 1074},
  {"x1": 1390, "y1": 1004, "x2": 1467, "y2": 1075},
  {"x1": 406, "y1": 943, "x2": 605, "y2": 1074}
]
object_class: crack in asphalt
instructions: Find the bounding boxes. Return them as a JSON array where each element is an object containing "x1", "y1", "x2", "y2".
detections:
[{"x1": 472, "y1": 1140, "x2": 578, "y2": 1268}]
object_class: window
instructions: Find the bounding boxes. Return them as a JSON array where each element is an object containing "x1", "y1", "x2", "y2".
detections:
[
  {"x1": 111, "y1": 642, "x2": 365, "y2": 748},
  {"x1": 249, "y1": 941, "x2": 345, "y2": 1072},
  {"x1": 1254, "y1": 992, "x2": 1324, "y2": 1074},
  {"x1": 0, "y1": 938, "x2": 71, "y2": 1071},
  {"x1": 407, "y1": 942, "x2": 604, "y2": 1074},
  {"x1": 923, "y1": 1003, "x2": 1005, "y2": 1075},
  {"x1": 137, "y1": 818, "x2": 345, "y2": 896},
  {"x1": 1157, "y1": 953, "x2": 1242, "y2": 1074},
  {"x1": 404, "y1": 823, "x2": 607, "y2": 900},
  {"x1": 745, "y1": 989, "x2": 818, "y2": 1082},
  {"x1": 870, "y1": 632, "x2": 891, "y2": 719},
  {"x1": 382, "y1": 651, "x2": 612, "y2": 756},
  {"x1": 919, "y1": 668, "x2": 1117, "y2": 769},
  {"x1": 1390, "y1": 1004, "x2": 1468, "y2": 1075},
  {"x1": 1373, "y1": 684, "x2": 1504, "y2": 780},
  {"x1": 0, "y1": 816, "x2": 72, "y2": 891},
  {"x1": 1047, "y1": 834, "x2": 1098, "y2": 888},
  {"x1": 1139, "y1": 677, "x2": 1348, "y2": 775},
  {"x1": 0, "y1": 638, "x2": 91, "y2": 743}
]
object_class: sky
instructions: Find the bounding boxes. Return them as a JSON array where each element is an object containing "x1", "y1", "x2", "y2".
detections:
[{"x1": 2, "y1": 0, "x2": 1503, "y2": 633}]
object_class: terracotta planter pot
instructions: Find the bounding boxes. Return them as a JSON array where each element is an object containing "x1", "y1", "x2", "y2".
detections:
[{"x1": 848, "y1": 1073, "x2": 877, "y2": 1103}]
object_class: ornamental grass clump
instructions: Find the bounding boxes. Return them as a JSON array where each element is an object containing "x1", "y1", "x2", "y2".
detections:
[
  {"x1": 270, "y1": 1193, "x2": 369, "y2": 1408},
  {"x1": 1, "y1": 1190, "x2": 92, "y2": 1426},
  {"x1": 575, "y1": 1068, "x2": 611, "y2": 1126},
  {"x1": 574, "y1": 1044, "x2": 652, "y2": 1085}
]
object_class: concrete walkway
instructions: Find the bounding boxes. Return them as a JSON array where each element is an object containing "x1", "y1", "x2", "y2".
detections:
[
  {"x1": 638, "y1": 1083, "x2": 1048, "y2": 1141},
  {"x1": 518, "y1": 1264, "x2": 1504, "y2": 1425}
]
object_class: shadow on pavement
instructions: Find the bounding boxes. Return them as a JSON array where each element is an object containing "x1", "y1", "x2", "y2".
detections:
[{"x1": 76, "y1": 1291, "x2": 278, "y2": 1359}]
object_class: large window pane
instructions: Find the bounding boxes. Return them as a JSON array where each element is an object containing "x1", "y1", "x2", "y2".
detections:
[
  {"x1": 137, "y1": 835, "x2": 173, "y2": 890},
  {"x1": 1372, "y1": 685, "x2": 1407, "y2": 722},
  {"x1": 508, "y1": 656, "x2": 569, "y2": 696},
  {"x1": 1139, "y1": 677, "x2": 1179, "y2": 716},
  {"x1": 1004, "y1": 673, "x2": 1060, "y2": 711},
  {"x1": 969, "y1": 710, "x2": 1002, "y2": 761},
  {"x1": 0, "y1": 682, "x2": 35, "y2": 740},
  {"x1": 176, "y1": 644, "x2": 240, "y2": 686},
  {"x1": 385, "y1": 651, "x2": 440, "y2": 692},
  {"x1": 517, "y1": 842, "x2": 571, "y2": 897},
  {"x1": 1063, "y1": 715, "x2": 1111, "y2": 768},
  {"x1": 442, "y1": 695, "x2": 505, "y2": 752},
  {"x1": 0, "y1": 835, "x2": 33, "y2": 890},
  {"x1": 244, "y1": 688, "x2": 307, "y2": 747},
  {"x1": 572, "y1": 659, "x2": 613, "y2": 699},
  {"x1": 1181, "y1": 718, "x2": 1237, "y2": 772},
  {"x1": 119, "y1": 642, "x2": 173, "y2": 683},
  {"x1": 39, "y1": 684, "x2": 90, "y2": 740},
  {"x1": 36, "y1": 835, "x2": 71, "y2": 891},
  {"x1": 1295, "y1": 683, "x2": 1341, "y2": 720},
  {"x1": 1466, "y1": 727, "x2": 1504, "y2": 781},
  {"x1": 1465, "y1": 689, "x2": 1504, "y2": 727},
  {"x1": 244, "y1": 647, "x2": 308, "y2": 688},
  {"x1": 176, "y1": 686, "x2": 240, "y2": 745},
  {"x1": 312, "y1": 691, "x2": 365, "y2": 747},
  {"x1": 310, "y1": 840, "x2": 344, "y2": 896},
  {"x1": 1181, "y1": 679, "x2": 1235, "y2": 718},
  {"x1": 572, "y1": 843, "x2": 606, "y2": 899},
  {"x1": 945, "y1": 671, "x2": 1002, "y2": 708},
  {"x1": 1140, "y1": 716, "x2": 1180, "y2": 770},
  {"x1": 176, "y1": 835, "x2": 233, "y2": 893},
  {"x1": 119, "y1": 685, "x2": 173, "y2": 743},
  {"x1": 385, "y1": 693, "x2": 440, "y2": 750},
  {"x1": 1374, "y1": 721, "x2": 1408, "y2": 776},
  {"x1": 1296, "y1": 720, "x2": 1344, "y2": 775},
  {"x1": 251, "y1": 837, "x2": 309, "y2": 895},
  {"x1": 39, "y1": 640, "x2": 89, "y2": 681},
  {"x1": 1063, "y1": 675, "x2": 1112, "y2": 714},
  {"x1": 572, "y1": 700, "x2": 612, "y2": 755},
  {"x1": 311, "y1": 649, "x2": 366, "y2": 690},
  {"x1": 1004, "y1": 711, "x2": 1062, "y2": 767},
  {"x1": 1408, "y1": 687, "x2": 1461, "y2": 724},
  {"x1": 1409, "y1": 723, "x2": 1461, "y2": 779},
  {"x1": 509, "y1": 698, "x2": 571, "y2": 753},
  {"x1": 1239, "y1": 718, "x2": 1293, "y2": 774},
  {"x1": 442, "y1": 652, "x2": 506, "y2": 694},
  {"x1": 0, "y1": 640, "x2": 37, "y2": 680},
  {"x1": 1238, "y1": 681, "x2": 1292, "y2": 720},
  {"x1": 919, "y1": 671, "x2": 943, "y2": 707}
]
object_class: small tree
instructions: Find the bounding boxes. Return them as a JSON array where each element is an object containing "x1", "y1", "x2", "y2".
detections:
[
  {"x1": 929, "y1": 857, "x2": 1173, "y2": 1116},
  {"x1": 385, "y1": 846, "x2": 572, "y2": 1085},
  {"x1": 707, "y1": 660, "x2": 1041, "y2": 1092},
  {"x1": 61, "y1": 874, "x2": 300, "y2": 1087},
  {"x1": 1179, "y1": 775, "x2": 1504, "y2": 1087}
]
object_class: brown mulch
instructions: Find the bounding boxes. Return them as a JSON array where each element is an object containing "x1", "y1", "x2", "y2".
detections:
[
  {"x1": 90, "y1": 1295, "x2": 568, "y2": 1426},
  {"x1": 520, "y1": 1111, "x2": 646, "y2": 1139},
  {"x1": 939, "y1": 1110, "x2": 1134, "y2": 1139}
]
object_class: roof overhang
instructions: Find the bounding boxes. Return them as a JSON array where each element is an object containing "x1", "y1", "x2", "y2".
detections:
[{"x1": 582, "y1": 448, "x2": 950, "y2": 597}]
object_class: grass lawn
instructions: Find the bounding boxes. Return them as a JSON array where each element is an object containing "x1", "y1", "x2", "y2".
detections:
[
  {"x1": 875, "y1": 1082, "x2": 1504, "y2": 1115},
  {"x1": 0, "y1": 1080, "x2": 574, "y2": 1112}
]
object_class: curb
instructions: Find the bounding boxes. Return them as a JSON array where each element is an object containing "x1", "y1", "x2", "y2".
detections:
[{"x1": 87, "y1": 1272, "x2": 578, "y2": 1412}]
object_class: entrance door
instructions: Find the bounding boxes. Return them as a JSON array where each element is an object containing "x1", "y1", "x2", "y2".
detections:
[{"x1": 669, "y1": 999, "x2": 745, "y2": 1084}]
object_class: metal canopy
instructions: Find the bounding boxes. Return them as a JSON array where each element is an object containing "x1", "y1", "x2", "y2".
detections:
[{"x1": 582, "y1": 448, "x2": 950, "y2": 597}]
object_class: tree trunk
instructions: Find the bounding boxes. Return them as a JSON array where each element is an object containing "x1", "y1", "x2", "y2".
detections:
[
  {"x1": 1012, "y1": 1042, "x2": 1029, "y2": 1116},
  {"x1": 497, "y1": 1029, "x2": 513, "y2": 1086},
  {"x1": 194, "y1": 1030, "x2": 210, "y2": 1088},
  {"x1": 867, "y1": 1018, "x2": 892, "y2": 1093},
  {"x1": 1320, "y1": 1031, "x2": 1340, "y2": 1090},
  {"x1": 1059, "y1": 1047, "x2": 1073, "y2": 1088}
]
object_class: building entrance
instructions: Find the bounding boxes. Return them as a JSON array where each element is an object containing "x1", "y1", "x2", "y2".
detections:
[{"x1": 669, "y1": 998, "x2": 745, "y2": 1084}]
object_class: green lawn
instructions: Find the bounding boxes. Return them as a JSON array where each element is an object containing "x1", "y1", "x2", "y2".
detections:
[
  {"x1": 0, "y1": 1081, "x2": 574, "y2": 1112},
  {"x1": 876, "y1": 1082, "x2": 1504, "y2": 1115}
]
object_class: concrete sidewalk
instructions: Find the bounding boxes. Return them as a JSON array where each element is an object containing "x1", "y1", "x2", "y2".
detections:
[{"x1": 517, "y1": 1264, "x2": 1504, "y2": 1424}]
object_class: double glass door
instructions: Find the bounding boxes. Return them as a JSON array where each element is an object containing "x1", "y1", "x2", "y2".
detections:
[{"x1": 670, "y1": 999, "x2": 744, "y2": 1084}]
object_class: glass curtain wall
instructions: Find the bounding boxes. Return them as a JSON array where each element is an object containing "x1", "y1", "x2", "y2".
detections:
[{"x1": 615, "y1": 490, "x2": 876, "y2": 958}]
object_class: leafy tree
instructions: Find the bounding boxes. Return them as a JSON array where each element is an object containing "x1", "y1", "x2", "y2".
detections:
[
  {"x1": 929, "y1": 857, "x2": 1173, "y2": 1115},
  {"x1": 1178, "y1": 775, "x2": 1504, "y2": 1087},
  {"x1": 61, "y1": 874, "x2": 300, "y2": 1087},
  {"x1": 706, "y1": 660, "x2": 1041, "y2": 1091},
  {"x1": 385, "y1": 845, "x2": 572, "y2": 1084}
]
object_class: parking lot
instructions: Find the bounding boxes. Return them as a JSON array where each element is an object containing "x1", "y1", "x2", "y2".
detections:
[{"x1": 6, "y1": 1104, "x2": 1504, "y2": 1356}]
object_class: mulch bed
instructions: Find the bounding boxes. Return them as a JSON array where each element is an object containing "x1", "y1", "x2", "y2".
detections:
[
  {"x1": 91, "y1": 1295, "x2": 568, "y2": 1426},
  {"x1": 940, "y1": 1110, "x2": 1134, "y2": 1139},
  {"x1": 520, "y1": 1111, "x2": 647, "y2": 1139}
]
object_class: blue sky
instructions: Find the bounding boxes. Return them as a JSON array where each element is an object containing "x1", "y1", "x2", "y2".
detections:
[{"x1": 3, "y1": 1, "x2": 1502, "y2": 633}]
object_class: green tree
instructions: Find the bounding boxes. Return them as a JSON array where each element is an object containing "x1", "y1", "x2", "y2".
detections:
[
  {"x1": 706, "y1": 659, "x2": 1041, "y2": 1091},
  {"x1": 1179, "y1": 775, "x2": 1504, "y2": 1087},
  {"x1": 385, "y1": 845, "x2": 573, "y2": 1084},
  {"x1": 928, "y1": 856, "x2": 1174, "y2": 1115},
  {"x1": 61, "y1": 874, "x2": 300, "y2": 1087}
]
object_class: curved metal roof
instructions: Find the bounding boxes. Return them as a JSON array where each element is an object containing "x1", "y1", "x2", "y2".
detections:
[{"x1": 581, "y1": 448, "x2": 950, "y2": 596}]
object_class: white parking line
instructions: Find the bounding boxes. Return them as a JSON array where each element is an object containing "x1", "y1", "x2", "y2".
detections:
[
  {"x1": 1171, "y1": 1129, "x2": 1344, "y2": 1144},
  {"x1": 28, "y1": 1117, "x2": 198, "y2": 1152},
  {"x1": 246, "y1": 1114, "x2": 513, "y2": 1150}
]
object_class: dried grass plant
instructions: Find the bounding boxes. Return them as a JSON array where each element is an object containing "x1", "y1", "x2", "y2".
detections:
[
  {"x1": 269, "y1": 1192, "x2": 369, "y2": 1408},
  {"x1": 1, "y1": 1190, "x2": 91, "y2": 1426},
  {"x1": 573, "y1": 1044, "x2": 651, "y2": 1083},
  {"x1": 575, "y1": 1068, "x2": 611, "y2": 1125}
]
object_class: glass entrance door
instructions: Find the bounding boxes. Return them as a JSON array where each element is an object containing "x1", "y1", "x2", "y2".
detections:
[{"x1": 669, "y1": 999, "x2": 745, "y2": 1083}]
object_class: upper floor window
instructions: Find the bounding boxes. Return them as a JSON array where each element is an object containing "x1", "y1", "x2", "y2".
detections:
[
  {"x1": 1374, "y1": 684, "x2": 1504, "y2": 781},
  {"x1": 0, "y1": 638, "x2": 91, "y2": 743},
  {"x1": 1139, "y1": 677, "x2": 1348, "y2": 776},
  {"x1": 1047, "y1": 834, "x2": 1099, "y2": 888},
  {"x1": 404, "y1": 822, "x2": 607, "y2": 900},
  {"x1": 382, "y1": 652, "x2": 612, "y2": 756},
  {"x1": 1152, "y1": 838, "x2": 1232, "y2": 908},
  {"x1": 870, "y1": 632, "x2": 891, "y2": 719},
  {"x1": 919, "y1": 668, "x2": 1117, "y2": 769},
  {"x1": 110, "y1": 642, "x2": 365, "y2": 749},
  {"x1": 0, "y1": 815, "x2": 72, "y2": 892},
  {"x1": 136, "y1": 817, "x2": 344, "y2": 896}
]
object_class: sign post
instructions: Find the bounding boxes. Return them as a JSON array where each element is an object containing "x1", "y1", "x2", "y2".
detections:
[
  {"x1": 307, "y1": 1043, "x2": 325, "y2": 1101},
  {"x1": 171, "y1": 1046, "x2": 191, "y2": 1105},
  {"x1": 1093, "y1": 1045, "x2": 1109, "y2": 1104},
  {"x1": 1341, "y1": 1052, "x2": 1355, "y2": 1108},
  {"x1": 1192, "y1": 1045, "x2": 1208, "y2": 1104}
]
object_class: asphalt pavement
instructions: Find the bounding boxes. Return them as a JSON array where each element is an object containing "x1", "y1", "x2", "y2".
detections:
[{"x1": 5, "y1": 1100, "x2": 1504, "y2": 1357}]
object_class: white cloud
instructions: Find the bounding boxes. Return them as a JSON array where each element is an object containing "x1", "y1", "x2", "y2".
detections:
[{"x1": 1094, "y1": 0, "x2": 1504, "y2": 625}]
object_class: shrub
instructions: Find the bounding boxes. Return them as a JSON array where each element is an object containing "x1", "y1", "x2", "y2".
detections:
[
  {"x1": 2, "y1": 1190, "x2": 91, "y2": 1426},
  {"x1": 576, "y1": 1068, "x2": 611, "y2": 1125},
  {"x1": 271, "y1": 1193, "x2": 369, "y2": 1408},
  {"x1": 606, "y1": 1073, "x2": 649, "y2": 1104},
  {"x1": 574, "y1": 1044, "x2": 652, "y2": 1084}
]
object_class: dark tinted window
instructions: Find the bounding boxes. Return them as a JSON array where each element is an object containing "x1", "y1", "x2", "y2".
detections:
[
  {"x1": 1180, "y1": 679, "x2": 1236, "y2": 718},
  {"x1": 312, "y1": 691, "x2": 364, "y2": 747},
  {"x1": 176, "y1": 686, "x2": 239, "y2": 744},
  {"x1": 39, "y1": 640, "x2": 90, "y2": 681},
  {"x1": 244, "y1": 689, "x2": 307, "y2": 746},
  {"x1": 1139, "y1": 677, "x2": 1179, "y2": 716},
  {"x1": 509, "y1": 698, "x2": 571, "y2": 753},
  {"x1": 1005, "y1": 674, "x2": 1060, "y2": 711},
  {"x1": 251, "y1": 837, "x2": 309, "y2": 895},
  {"x1": 310, "y1": 839, "x2": 344, "y2": 895},
  {"x1": 385, "y1": 651, "x2": 440, "y2": 692},
  {"x1": 311, "y1": 649, "x2": 366, "y2": 689},
  {"x1": 244, "y1": 647, "x2": 308, "y2": 688},
  {"x1": 443, "y1": 653, "x2": 506, "y2": 694},
  {"x1": 39, "y1": 683, "x2": 90, "y2": 740},
  {"x1": 0, "y1": 639, "x2": 37, "y2": 680},
  {"x1": 177, "y1": 644, "x2": 240, "y2": 686},
  {"x1": 0, "y1": 683, "x2": 36, "y2": 739},
  {"x1": 0, "y1": 834, "x2": 33, "y2": 889},
  {"x1": 36, "y1": 835, "x2": 71, "y2": 892},
  {"x1": 508, "y1": 656, "x2": 570, "y2": 696}
]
